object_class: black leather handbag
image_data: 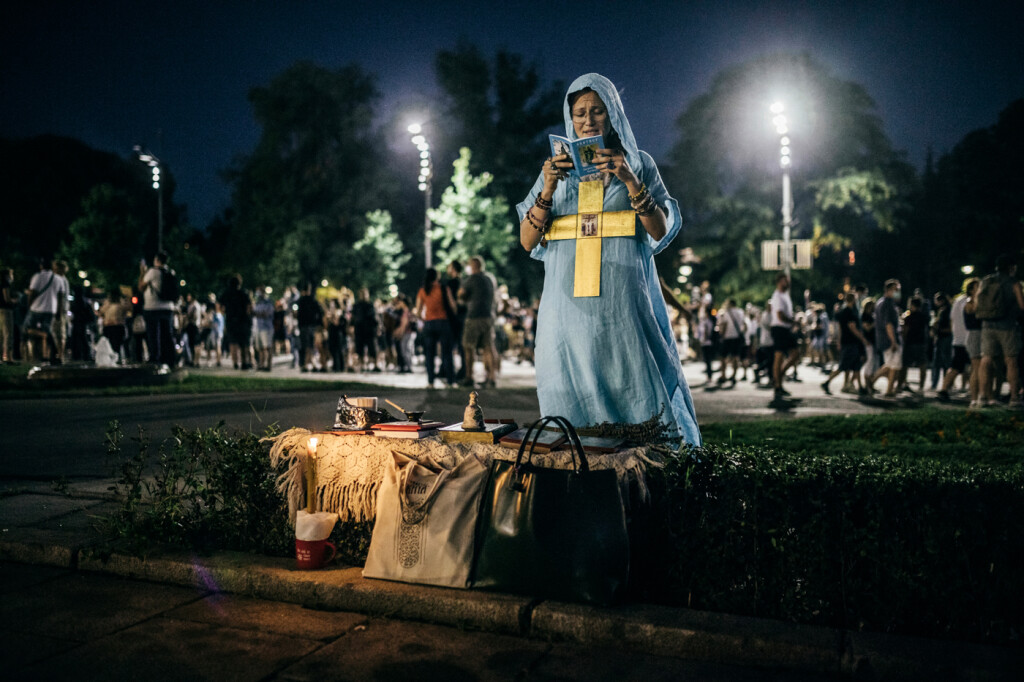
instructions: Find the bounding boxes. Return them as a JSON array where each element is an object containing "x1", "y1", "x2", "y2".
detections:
[{"x1": 471, "y1": 415, "x2": 629, "y2": 605}]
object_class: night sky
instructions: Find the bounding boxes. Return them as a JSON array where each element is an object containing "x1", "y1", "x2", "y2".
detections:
[{"x1": 3, "y1": 1, "x2": 1021, "y2": 229}]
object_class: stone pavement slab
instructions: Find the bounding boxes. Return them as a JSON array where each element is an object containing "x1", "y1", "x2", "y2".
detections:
[
  {"x1": 19, "y1": 617, "x2": 321, "y2": 682},
  {"x1": 166, "y1": 592, "x2": 368, "y2": 641},
  {"x1": 535, "y1": 641, "x2": 835, "y2": 681},
  {"x1": 275, "y1": 617, "x2": 551, "y2": 681},
  {"x1": 0, "y1": 571, "x2": 203, "y2": 642},
  {"x1": 0, "y1": 493, "x2": 105, "y2": 526}
]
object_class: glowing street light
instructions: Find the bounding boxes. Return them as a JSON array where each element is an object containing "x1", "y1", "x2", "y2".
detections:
[
  {"x1": 408, "y1": 122, "x2": 433, "y2": 267},
  {"x1": 133, "y1": 144, "x2": 164, "y2": 253},
  {"x1": 771, "y1": 102, "x2": 794, "y2": 279}
]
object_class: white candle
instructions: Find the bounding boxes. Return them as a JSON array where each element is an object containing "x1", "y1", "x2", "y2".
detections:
[{"x1": 305, "y1": 437, "x2": 318, "y2": 513}]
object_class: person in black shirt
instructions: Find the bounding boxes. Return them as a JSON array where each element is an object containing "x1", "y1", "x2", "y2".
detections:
[
  {"x1": 294, "y1": 282, "x2": 324, "y2": 372},
  {"x1": 900, "y1": 296, "x2": 929, "y2": 393},
  {"x1": 822, "y1": 293, "x2": 868, "y2": 394},
  {"x1": 220, "y1": 275, "x2": 253, "y2": 370}
]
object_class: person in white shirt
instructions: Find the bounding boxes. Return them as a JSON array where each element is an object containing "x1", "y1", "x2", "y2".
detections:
[
  {"x1": 22, "y1": 258, "x2": 69, "y2": 363},
  {"x1": 137, "y1": 251, "x2": 177, "y2": 366},
  {"x1": 769, "y1": 273, "x2": 800, "y2": 400},
  {"x1": 939, "y1": 278, "x2": 979, "y2": 403}
]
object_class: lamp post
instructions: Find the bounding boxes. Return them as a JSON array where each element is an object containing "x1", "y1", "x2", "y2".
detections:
[
  {"x1": 408, "y1": 124, "x2": 433, "y2": 268},
  {"x1": 133, "y1": 145, "x2": 164, "y2": 253},
  {"x1": 770, "y1": 102, "x2": 793, "y2": 280}
]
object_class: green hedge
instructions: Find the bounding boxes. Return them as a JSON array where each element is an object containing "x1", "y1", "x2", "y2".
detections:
[
  {"x1": 100, "y1": 418, "x2": 1024, "y2": 645},
  {"x1": 638, "y1": 444, "x2": 1024, "y2": 644}
]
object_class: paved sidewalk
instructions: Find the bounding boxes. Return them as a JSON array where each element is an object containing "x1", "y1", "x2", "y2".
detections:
[{"x1": 0, "y1": 486, "x2": 1018, "y2": 681}]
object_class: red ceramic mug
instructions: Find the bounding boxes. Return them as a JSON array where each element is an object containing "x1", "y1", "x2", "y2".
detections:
[{"x1": 295, "y1": 539, "x2": 337, "y2": 570}]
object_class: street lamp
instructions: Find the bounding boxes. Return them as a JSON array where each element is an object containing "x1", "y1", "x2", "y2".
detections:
[
  {"x1": 408, "y1": 123, "x2": 433, "y2": 268},
  {"x1": 133, "y1": 145, "x2": 164, "y2": 253},
  {"x1": 771, "y1": 102, "x2": 793, "y2": 280}
]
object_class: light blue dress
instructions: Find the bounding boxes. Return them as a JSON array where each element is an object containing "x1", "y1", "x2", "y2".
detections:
[{"x1": 516, "y1": 73, "x2": 701, "y2": 445}]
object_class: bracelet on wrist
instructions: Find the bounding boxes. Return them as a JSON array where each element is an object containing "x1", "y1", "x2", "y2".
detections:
[
  {"x1": 526, "y1": 207, "x2": 551, "y2": 234},
  {"x1": 534, "y1": 194, "x2": 553, "y2": 210},
  {"x1": 628, "y1": 183, "x2": 647, "y2": 203}
]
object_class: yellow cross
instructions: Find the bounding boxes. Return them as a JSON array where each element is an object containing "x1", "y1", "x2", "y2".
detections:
[{"x1": 546, "y1": 180, "x2": 636, "y2": 297}]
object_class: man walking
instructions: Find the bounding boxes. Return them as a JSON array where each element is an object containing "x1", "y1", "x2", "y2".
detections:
[
  {"x1": 23, "y1": 258, "x2": 68, "y2": 363},
  {"x1": 137, "y1": 251, "x2": 177, "y2": 367},
  {"x1": 770, "y1": 273, "x2": 800, "y2": 402},
  {"x1": 976, "y1": 255, "x2": 1024, "y2": 409},
  {"x1": 459, "y1": 256, "x2": 497, "y2": 388},
  {"x1": 868, "y1": 279, "x2": 903, "y2": 398}
]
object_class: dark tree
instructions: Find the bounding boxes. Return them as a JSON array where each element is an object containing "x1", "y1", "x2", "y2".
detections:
[
  {"x1": 223, "y1": 61, "x2": 396, "y2": 291},
  {"x1": 665, "y1": 53, "x2": 913, "y2": 302},
  {"x1": 434, "y1": 44, "x2": 564, "y2": 300},
  {"x1": 0, "y1": 136, "x2": 177, "y2": 281}
]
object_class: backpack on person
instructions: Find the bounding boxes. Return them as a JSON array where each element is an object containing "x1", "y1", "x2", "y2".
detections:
[
  {"x1": 157, "y1": 267, "x2": 179, "y2": 302},
  {"x1": 974, "y1": 274, "x2": 1010, "y2": 320}
]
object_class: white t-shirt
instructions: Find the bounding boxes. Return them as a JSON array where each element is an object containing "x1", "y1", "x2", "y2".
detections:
[
  {"x1": 28, "y1": 270, "x2": 68, "y2": 314},
  {"x1": 142, "y1": 267, "x2": 177, "y2": 311},
  {"x1": 770, "y1": 289, "x2": 793, "y2": 328},
  {"x1": 950, "y1": 295, "x2": 968, "y2": 347},
  {"x1": 719, "y1": 308, "x2": 744, "y2": 340}
]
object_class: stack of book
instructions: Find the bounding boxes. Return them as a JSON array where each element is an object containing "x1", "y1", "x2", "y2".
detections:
[{"x1": 371, "y1": 420, "x2": 445, "y2": 439}]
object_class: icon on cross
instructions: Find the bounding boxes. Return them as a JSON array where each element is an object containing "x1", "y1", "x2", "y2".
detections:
[{"x1": 546, "y1": 180, "x2": 637, "y2": 297}]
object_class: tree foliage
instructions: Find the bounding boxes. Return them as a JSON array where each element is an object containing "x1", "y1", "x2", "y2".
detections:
[
  {"x1": 58, "y1": 184, "x2": 146, "y2": 291},
  {"x1": 428, "y1": 148, "x2": 513, "y2": 271},
  {"x1": 0, "y1": 136, "x2": 178, "y2": 280},
  {"x1": 223, "y1": 61, "x2": 393, "y2": 291},
  {"x1": 666, "y1": 53, "x2": 912, "y2": 302},
  {"x1": 434, "y1": 44, "x2": 563, "y2": 300},
  {"x1": 351, "y1": 210, "x2": 410, "y2": 294}
]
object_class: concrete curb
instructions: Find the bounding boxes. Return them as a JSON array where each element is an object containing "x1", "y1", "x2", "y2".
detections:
[{"x1": 1, "y1": 534, "x2": 1019, "y2": 680}]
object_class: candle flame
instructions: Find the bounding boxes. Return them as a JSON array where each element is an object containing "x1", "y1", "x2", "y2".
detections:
[{"x1": 308, "y1": 437, "x2": 318, "y2": 458}]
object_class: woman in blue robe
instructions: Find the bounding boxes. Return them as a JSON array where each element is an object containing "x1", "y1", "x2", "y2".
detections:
[{"x1": 517, "y1": 73, "x2": 701, "y2": 445}]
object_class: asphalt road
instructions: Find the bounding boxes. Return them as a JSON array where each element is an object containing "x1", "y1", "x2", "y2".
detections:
[{"x1": 0, "y1": 358, "x2": 950, "y2": 482}]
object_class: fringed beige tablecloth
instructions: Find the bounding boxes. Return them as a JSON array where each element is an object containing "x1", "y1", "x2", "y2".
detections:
[{"x1": 265, "y1": 429, "x2": 661, "y2": 526}]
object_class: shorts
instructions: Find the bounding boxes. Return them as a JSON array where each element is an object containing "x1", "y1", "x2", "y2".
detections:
[
  {"x1": 22, "y1": 311, "x2": 54, "y2": 334},
  {"x1": 463, "y1": 317, "x2": 496, "y2": 351},
  {"x1": 902, "y1": 343, "x2": 927, "y2": 366},
  {"x1": 770, "y1": 326, "x2": 797, "y2": 353},
  {"x1": 721, "y1": 337, "x2": 744, "y2": 358},
  {"x1": 838, "y1": 344, "x2": 863, "y2": 371},
  {"x1": 254, "y1": 328, "x2": 273, "y2": 351},
  {"x1": 298, "y1": 325, "x2": 318, "y2": 353},
  {"x1": 980, "y1": 323, "x2": 1022, "y2": 359},
  {"x1": 226, "y1": 321, "x2": 251, "y2": 347},
  {"x1": 951, "y1": 345, "x2": 969, "y2": 374},
  {"x1": 354, "y1": 330, "x2": 377, "y2": 357},
  {"x1": 965, "y1": 330, "x2": 982, "y2": 359},
  {"x1": 882, "y1": 346, "x2": 903, "y2": 371}
]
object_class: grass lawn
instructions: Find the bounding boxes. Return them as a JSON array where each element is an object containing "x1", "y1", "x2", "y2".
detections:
[
  {"x1": 700, "y1": 407, "x2": 1024, "y2": 468},
  {"x1": 0, "y1": 362, "x2": 396, "y2": 397}
]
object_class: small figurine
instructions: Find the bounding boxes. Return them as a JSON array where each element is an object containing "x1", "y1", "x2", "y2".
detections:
[{"x1": 462, "y1": 391, "x2": 485, "y2": 431}]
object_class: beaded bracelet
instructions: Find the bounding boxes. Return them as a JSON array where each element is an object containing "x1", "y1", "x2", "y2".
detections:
[
  {"x1": 628, "y1": 183, "x2": 648, "y2": 203},
  {"x1": 526, "y1": 207, "x2": 551, "y2": 234},
  {"x1": 534, "y1": 194, "x2": 553, "y2": 210},
  {"x1": 630, "y1": 187, "x2": 652, "y2": 210}
]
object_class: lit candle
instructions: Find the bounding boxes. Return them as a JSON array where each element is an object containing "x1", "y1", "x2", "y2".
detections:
[{"x1": 305, "y1": 436, "x2": 318, "y2": 513}]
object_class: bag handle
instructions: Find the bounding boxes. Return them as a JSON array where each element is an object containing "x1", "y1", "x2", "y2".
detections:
[
  {"x1": 513, "y1": 415, "x2": 590, "y2": 475},
  {"x1": 395, "y1": 454, "x2": 450, "y2": 518}
]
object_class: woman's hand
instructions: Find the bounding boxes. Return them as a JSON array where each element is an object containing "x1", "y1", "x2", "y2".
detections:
[
  {"x1": 542, "y1": 153, "x2": 570, "y2": 192},
  {"x1": 593, "y1": 148, "x2": 639, "y2": 188}
]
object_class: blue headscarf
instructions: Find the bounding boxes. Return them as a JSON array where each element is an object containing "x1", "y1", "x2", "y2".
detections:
[{"x1": 563, "y1": 73, "x2": 639, "y2": 161}]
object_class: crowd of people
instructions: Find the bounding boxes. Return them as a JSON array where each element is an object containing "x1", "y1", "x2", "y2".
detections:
[
  {"x1": 0, "y1": 253, "x2": 538, "y2": 389},
  {"x1": 3, "y1": 248, "x2": 1022, "y2": 412},
  {"x1": 681, "y1": 255, "x2": 1024, "y2": 409}
]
